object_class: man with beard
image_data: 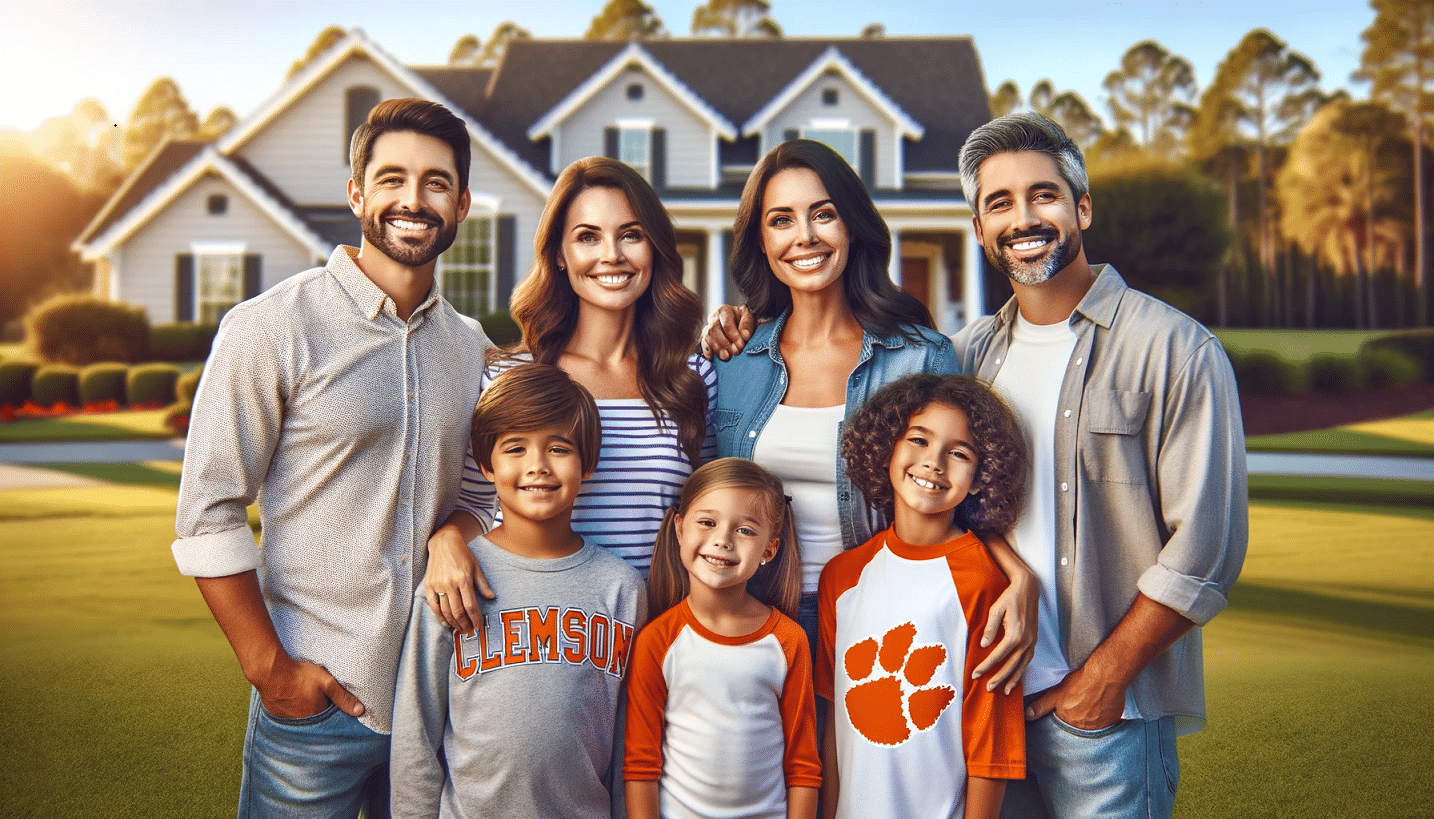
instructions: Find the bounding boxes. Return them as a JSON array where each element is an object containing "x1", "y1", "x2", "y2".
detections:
[
  {"x1": 952, "y1": 112, "x2": 1246, "y2": 818},
  {"x1": 172, "y1": 98, "x2": 491, "y2": 818}
]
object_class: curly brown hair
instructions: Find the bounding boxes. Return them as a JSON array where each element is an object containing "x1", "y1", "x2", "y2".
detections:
[{"x1": 840, "y1": 374, "x2": 1027, "y2": 536}]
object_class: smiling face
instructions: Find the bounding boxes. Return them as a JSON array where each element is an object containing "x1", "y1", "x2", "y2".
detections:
[
  {"x1": 759, "y1": 167, "x2": 850, "y2": 297},
  {"x1": 559, "y1": 186, "x2": 653, "y2": 316},
  {"x1": 348, "y1": 130, "x2": 469, "y2": 269},
  {"x1": 972, "y1": 150, "x2": 1091, "y2": 287},
  {"x1": 676, "y1": 486, "x2": 780, "y2": 595},
  {"x1": 888, "y1": 402, "x2": 981, "y2": 536},
  {"x1": 480, "y1": 424, "x2": 588, "y2": 527}
]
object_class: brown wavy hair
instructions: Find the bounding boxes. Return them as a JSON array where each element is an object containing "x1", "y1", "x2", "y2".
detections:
[
  {"x1": 470, "y1": 363, "x2": 602, "y2": 476},
  {"x1": 506, "y1": 157, "x2": 707, "y2": 465},
  {"x1": 730, "y1": 139, "x2": 934, "y2": 337},
  {"x1": 840, "y1": 374, "x2": 1027, "y2": 536},
  {"x1": 647, "y1": 458, "x2": 802, "y2": 620}
]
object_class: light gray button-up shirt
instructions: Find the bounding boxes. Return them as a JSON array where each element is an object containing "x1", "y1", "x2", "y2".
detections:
[
  {"x1": 172, "y1": 246, "x2": 492, "y2": 734},
  {"x1": 953, "y1": 265, "x2": 1247, "y2": 731}
]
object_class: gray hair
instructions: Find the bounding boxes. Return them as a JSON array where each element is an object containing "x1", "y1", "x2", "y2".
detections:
[{"x1": 959, "y1": 112, "x2": 1088, "y2": 212}]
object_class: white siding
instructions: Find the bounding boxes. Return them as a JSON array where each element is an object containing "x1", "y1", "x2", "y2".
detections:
[
  {"x1": 466, "y1": 150, "x2": 548, "y2": 304},
  {"x1": 238, "y1": 56, "x2": 409, "y2": 206},
  {"x1": 555, "y1": 67, "x2": 715, "y2": 188},
  {"x1": 765, "y1": 72, "x2": 899, "y2": 188},
  {"x1": 114, "y1": 175, "x2": 318, "y2": 322}
]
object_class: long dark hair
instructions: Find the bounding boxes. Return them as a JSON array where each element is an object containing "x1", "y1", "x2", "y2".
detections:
[
  {"x1": 647, "y1": 458, "x2": 802, "y2": 620},
  {"x1": 730, "y1": 139, "x2": 934, "y2": 336},
  {"x1": 507, "y1": 157, "x2": 707, "y2": 465}
]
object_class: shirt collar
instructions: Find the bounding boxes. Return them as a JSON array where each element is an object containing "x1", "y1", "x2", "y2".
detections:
[
  {"x1": 989, "y1": 262, "x2": 1127, "y2": 333},
  {"x1": 326, "y1": 245, "x2": 440, "y2": 323},
  {"x1": 744, "y1": 308, "x2": 905, "y2": 354}
]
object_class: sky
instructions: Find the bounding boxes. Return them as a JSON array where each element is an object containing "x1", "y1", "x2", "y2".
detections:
[{"x1": 1, "y1": 0, "x2": 1376, "y2": 134}]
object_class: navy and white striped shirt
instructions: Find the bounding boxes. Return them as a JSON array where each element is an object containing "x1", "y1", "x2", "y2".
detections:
[{"x1": 461, "y1": 354, "x2": 717, "y2": 571}]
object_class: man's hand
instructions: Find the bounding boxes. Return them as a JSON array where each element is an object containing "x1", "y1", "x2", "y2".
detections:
[
  {"x1": 256, "y1": 653, "x2": 365, "y2": 719},
  {"x1": 1025, "y1": 661, "x2": 1126, "y2": 730},
  {"x1": 971, "y1": 571, "x2": 1037, "y2": 694},
  {"x1": 424, "y1": 516, "x2": 493, "y2": 633},
  {"x1": 701, "y1": 305, "x2": 755, "y2": 361}
]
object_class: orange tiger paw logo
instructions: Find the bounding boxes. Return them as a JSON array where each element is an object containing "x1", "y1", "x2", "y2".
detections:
[{"x1": 843, "y1": 622, "x2": 956, "y2": 746}]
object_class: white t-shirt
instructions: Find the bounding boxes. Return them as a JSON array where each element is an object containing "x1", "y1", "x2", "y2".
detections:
[
  {"x1": 753, "y1": 403, "x2": 845, "y2": 594},
  {"x1": 991, "y1": 312, "x2": 1077, "y2": 695}
]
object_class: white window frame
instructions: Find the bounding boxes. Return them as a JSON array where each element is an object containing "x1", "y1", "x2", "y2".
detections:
[
  {"x1": 801, "y1": 119, "x2": 859, "y2": 168},
  {"x1": 617, "y1": 118, "x2": 653, "y2": 180},
  {"x1": 192, "y1": 242, "x2": 246, "y2": 325},
  {"x1": 438, "y1": 209, "x2": 498, "y2": 318}
]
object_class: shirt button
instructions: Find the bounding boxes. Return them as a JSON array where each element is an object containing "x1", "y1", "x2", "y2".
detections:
[
  {"x1": 1060, "y1": 557, "x2": 1068, "y2": 566},
  {"x1": 995, "y1": 357, "x2": 1002, "y2": 365},
  {"x1": 1061, "y1": 482, "x2": 1069, "y2": 491},
  {"x1": 748, "y1": 430, "x2": 756, "y2": 438},
  {"x1": 1075, "y1": 358, "x2": 1083, "y2": 365},
  {"x1": 1063, "y1": 410, "x2": 1071, "y2": 418}
]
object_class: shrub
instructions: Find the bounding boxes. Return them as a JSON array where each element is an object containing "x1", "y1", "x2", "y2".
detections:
[
  {"x1": 1232, "y1": 351, "x2": 1302, "y2": 396},
  {"x1": 79, "y1": 362, "x2": 129, "y2": 407},
  {"x1": 0, "y1": 361, "x2": 39, "y2": 408},
  {"x1": 25, "y1": 295, "x2": 150, "y2": 365},
  {"x1": 176, "y1": 367, "x2": 203, "y2": 404},
  {"x1": 149, "y1": 322, "x2": 218, "y2": 362},
  {"x1": 1359, "y1": 346, "x2": 1421, "y2": 389},
  {"x1": 31, "y1": 364, "x2": 81, "y2": 408},
  {"x1": 478, "y1": 309, "x2": 521, "y2": 347},
  {"x1": 1361, "y1": 329, "x2": 1434, "y2": 382},
  {"x1": 162, "y1": 401, "x2": 191, "y2": 436},
  {"x1": 127, "y1": 363, "x2": 181, "y2": 408},
  {"x1": 1308, "y1": 355, "x2": 1365, "y2": 394}
]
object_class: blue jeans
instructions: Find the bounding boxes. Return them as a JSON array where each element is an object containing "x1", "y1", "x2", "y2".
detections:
[
  {"x1": 239, "y1": 689, "x2": 391, "y2": 819},
  {"x1": 1000, "y1": 713, "x2": 1178, "y2": 819}
]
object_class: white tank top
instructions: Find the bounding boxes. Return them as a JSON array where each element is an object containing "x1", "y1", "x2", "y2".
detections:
[{"x1": 753, "y1": 403, "x2": 846, "y2": 594}]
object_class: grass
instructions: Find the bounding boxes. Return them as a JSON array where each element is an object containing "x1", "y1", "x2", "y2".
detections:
[
  {"x1": 1213, "y1": 328, "x2": 1388, "y2": 362},
  {"x1": 1247, "y1": 409, "x2": 1434, "y2": 457},
  {"x1": 0, "y1": 467, "x2": 1430, "y2": 816},
  {"x1": 0, "y1": 409, "x2": 174, "y2": 443}
]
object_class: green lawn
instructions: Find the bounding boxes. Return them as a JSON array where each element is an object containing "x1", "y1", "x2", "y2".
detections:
[
  {"x1": 0, "y1": 408, "x2": 175, "y2": 442},
  {"x1": 1, "y1": 468, "x2": 1431, "y2": 817},
  {"x1": 1247, "y1": 409, "x2": 1434, "y2": 457},
  {"x1": 1213, "y1": 328, "x2": 1387, "y2": 361}
]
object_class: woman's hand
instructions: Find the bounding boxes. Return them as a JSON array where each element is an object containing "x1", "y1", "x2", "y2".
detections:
[
  {"x1": 701, "y1": 305, "x2": 755, "y2": 360},
  {"x1": 973, "y1": 555, "x2": 1038, "y2": 694},
  {"x1": 423, "y1": 513, "x2": 493, "y2": 633}
]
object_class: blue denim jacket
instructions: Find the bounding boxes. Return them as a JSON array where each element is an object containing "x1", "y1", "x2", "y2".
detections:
[{"x1": 714, "y1": 310, "x2": 961, "y2": 551}]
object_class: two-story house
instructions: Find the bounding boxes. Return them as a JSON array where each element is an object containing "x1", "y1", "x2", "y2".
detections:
[{"x1": 75, "y1": 28, "x2": 997, "y2": 333}]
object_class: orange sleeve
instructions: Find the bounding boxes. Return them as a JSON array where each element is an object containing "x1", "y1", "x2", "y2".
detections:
[
  {"x1": 953, "y1": 541, "x2": 1026, "y2": 780},
  {"x1": 816, "y1": 540, "x2": 874, "y2": 702},
  {"x1": 774, "y1": 614, "x2": 823, "y2": 790},
  {"x1": 622, "y1": 609, "x2": 681, "y2": 781}
]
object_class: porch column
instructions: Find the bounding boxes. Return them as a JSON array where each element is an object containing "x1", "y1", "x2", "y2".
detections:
[
  {"x1": 705, "y1": 227, "x2": 727, "y2": 312},
  {"x1": 888, "y1": 227, "x2": 902, "y2": 286},
  {"x1": 961, "y1": 225, "x2": 986, "y2": 324}
]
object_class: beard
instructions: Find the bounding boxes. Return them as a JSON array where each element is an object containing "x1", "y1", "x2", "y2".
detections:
[
  {"x1": 361, "y1": 207, "x2": 458, "y2": 267},
  {"x1": 990, "y1": 226, "x2": 1082, "y2": 287}
]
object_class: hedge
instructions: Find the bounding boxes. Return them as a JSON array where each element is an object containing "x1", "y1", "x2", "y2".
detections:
[
  {"x1": 162, "y1": 401, "x2": 192, "y2": 436},
  {"x1": 0, "y1": 361, "x2": 39, "y2": 407},
  {"x1": 176, "y1": 367, "x2": 203, "y2": 404},
  {"x1": 1307, "y1": 355, "x2": 1365, "y2": 395},
  {"x1": 149, "y1": 322, "x2": 218, "y2": 362},
  {"x1": 1361, "y1": 329, "x2": 1434, "y2": 382},
  {"x1": 78, "y1": 362, "x2": 129, "y2": 407},
  {"x1": 25, "y1": 295, "x2": 150, "y2": 365},
  {"x1": 31, "y1": 364, "x2": 81, "y2": 408},
  {"x1": 127, "y1": 363, "x2": 181, "y2": 408},
  {"x1": 1230, "y1": 351, "x2": 1303, "y2": 396},
  {"x1": 478, "y1": 310, "x2": 522, "y2": 347},
  {"x1": 1359, "y1": 346, "x2": 1421, "y2": 389}
]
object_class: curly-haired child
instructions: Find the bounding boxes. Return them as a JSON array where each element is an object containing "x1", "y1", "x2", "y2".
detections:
[{"x1": 816, "y1": 373, "x2": 1028, "y2": 819}]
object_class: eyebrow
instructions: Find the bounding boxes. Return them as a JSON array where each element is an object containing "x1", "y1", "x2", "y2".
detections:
[
  {"x1": 571, "y1": 220, "x2": 643, "y2": 233},
  {"x1": 688, "y1": 507, "x2": 763, "y2": 526},
  {"x1": 371, "y1": 164, "x2": 455, "y2": 184},
  {"x1": 906, "y1": 425, "x2": 976, "y2": 450},
  {"x1": 498, "y1": 432, "x2": 577, "y2": 446},
  {"x1": 765, "y1": 199, "x2": 834, "y2": 218},
  {"x1": 981, "y1": 180, "x2": 1062, "y2": 211}
]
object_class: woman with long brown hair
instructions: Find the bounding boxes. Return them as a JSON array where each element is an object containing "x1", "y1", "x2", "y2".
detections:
[{"x1": 423, "y1": 157, "x2": 714, "y2": 628}]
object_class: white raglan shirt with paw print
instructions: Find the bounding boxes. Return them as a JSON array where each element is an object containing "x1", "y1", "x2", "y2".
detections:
[{"x1": 816, "y1": 527, "x2": 1026, "y2": 819}]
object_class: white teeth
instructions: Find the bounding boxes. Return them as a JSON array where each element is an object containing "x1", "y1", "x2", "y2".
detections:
[
  {"x1": 594, "y1": 274, "x2": 632, "y2": 286},
  {"x1": 789, "y1": 255, "x2": 827, "y2": 271},
  {"x1": 701, "y1": 555, "x2": 735, "y2": 567},
  {"x1": 1011, "y1": 239, "x2": 1048, "y2": 251},
  {"x1": 910, "y1": 475, "x2": 942, "y2": 490},
  {"x1": 390, "y1": 219, "x2": 430, "y2": 231}
]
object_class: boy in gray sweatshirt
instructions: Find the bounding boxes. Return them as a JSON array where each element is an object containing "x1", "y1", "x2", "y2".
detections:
[{"x1": 391, "y1": 364, "x2": 647, "y2": 818}]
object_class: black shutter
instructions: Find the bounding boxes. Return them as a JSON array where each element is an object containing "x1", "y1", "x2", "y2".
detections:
[
  {"x1": 497, "y1": 215, "x2": 516, "y2": 309},
  {"x1": 651, "y1": 127, "x2": 666, "y2": 190},
  {"x1": 859, "y1": 129, "x2": 877, "y2": 188},
  {"x1": 721, "y1": 229, "x2": 739, "y2": 305},
  {"x1": 783, "y1": 129, "x2": 799, "y2": 142},
  {"x1": 175, "y1": 254, "x2": 194, "y2": 322},
  {"x1": 604, "y1": 127, "x2": 619, "y2": 159},
  {"x1": 243, "y1": 254, "x2": 262, "y2": 299}
]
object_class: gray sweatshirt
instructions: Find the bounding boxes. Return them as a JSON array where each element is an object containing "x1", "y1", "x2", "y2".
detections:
[{"x1": 390, "y1": 535, "x2": 647, "y2": 819}]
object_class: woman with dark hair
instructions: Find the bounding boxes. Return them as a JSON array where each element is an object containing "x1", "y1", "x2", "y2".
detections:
[
  {"x1": 715, "y1": 140, "x2": 1034, "y2": 690},
  {"x1": 424, "y1": 156, "x2": 714, "y2": 629}
]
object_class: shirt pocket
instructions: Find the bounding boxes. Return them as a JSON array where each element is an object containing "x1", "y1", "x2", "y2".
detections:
[
  {"x1": 714, "y1": 408, "x2": 742, "y2": 432},
  {"x1": 1081, "y1": 389, "x2": 1152, "y2": 485}
]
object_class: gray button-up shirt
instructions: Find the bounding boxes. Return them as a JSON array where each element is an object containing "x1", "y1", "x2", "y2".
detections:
[
  {"x1": 172, "y1": 246, "x2": 492, "y2": 734},
  {"x1": 953, "y1": 265, "x2": 1247, "y2": 730}
]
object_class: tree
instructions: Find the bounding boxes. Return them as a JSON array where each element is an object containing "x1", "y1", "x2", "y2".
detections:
[
  {"x1": 586, "y1": 0, "x2": 667, "y2": 39},
  {"x1": 1278, "y1": 99, "x2": 1411, "y2": 328},
  {"x1": 288, "y1": 25, "x2": 347, "y2": 79},
  {"x1": 122, "y1": 77, "x2": 198, "y2": 170},
  {"x1": 197, "y1": 107, "x2": 237, "y2": 141},
  {"x1": 1101, "y1": 40, "x2": 1198, "y2": 157},
  {"x1": 1355, "y1": 0, "x2": 1434, "y2": 325},
  {"x1": 448, "y1": 34, "x2": 482, "y2": 66},
  {"x1": 0, "y1": 149, "x2": 102, "y2": 325},
  {"x1": 989, "y1": 80, "x2": 1023, "y2": 118},
  {"x1": 691, "y1": 0, "x2": 782, "y2": 37},
  {"x1": 26, "y1": 98, "x2": 124, "y2": 194},
  {"x1": 477, "y1": 22, "x2": 531, "y2": 67},
  {"x1": 859, "y1": 23, "x2": 885, "y2": 39},
  {"x1": 1027, "y1": 80, "x2": 1107, "y2": 152}
]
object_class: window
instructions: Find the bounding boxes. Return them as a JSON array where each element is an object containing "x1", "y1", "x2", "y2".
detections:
[
  {"x1": 207, "y1": 194, "x2": 227, "y2": 215},
  {"x1": 345, "y1": 86, "x2": 381, "y2": 163},
  {"x1": 440, "y1": 216, "x2": 496, "y2": 318},
  {"x1": 619, "y1": 127, "x2": 651, "y2": 179},
  {"x1": 194, "y1": 244, "x2": 245, "y2": 324},
  {"x1": 626, "y1": 83, "x2": 645, "y2": 101},
  {"x1": 822, "y1": 88, "x2": 839, "y2": 106},
  {"x1": 802, "y1": 126, "x2": 858, "y2": 167}
]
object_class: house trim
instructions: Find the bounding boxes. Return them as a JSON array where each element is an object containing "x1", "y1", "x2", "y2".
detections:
[{"x1": 740, "y1": 46, "x2": 925, "y2": 140}]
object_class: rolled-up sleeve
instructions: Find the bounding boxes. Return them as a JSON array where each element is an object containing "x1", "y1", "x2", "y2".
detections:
[
  {"x1": 1136, "y1": 337, "x2": 1248, "y2": 626},
  {"x1": 171, "y1": 308, "x2": 283, "y2": 577}
]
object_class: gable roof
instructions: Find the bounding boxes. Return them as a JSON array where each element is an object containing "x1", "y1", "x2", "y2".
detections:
[
  {"x1": 526, "y1": 42, "x2": 738, "y2": 142},
  {"x1": 76, "y1": 139, "x2": 209, "y2": 246},
  {"x1": 740, "y1": 46, "x2": 923, "y2": 139}
]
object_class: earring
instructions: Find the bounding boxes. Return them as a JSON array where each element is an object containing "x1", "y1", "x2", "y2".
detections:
[{"x1": 759, "y1": 560, "x2": 767, "y2": 566}]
